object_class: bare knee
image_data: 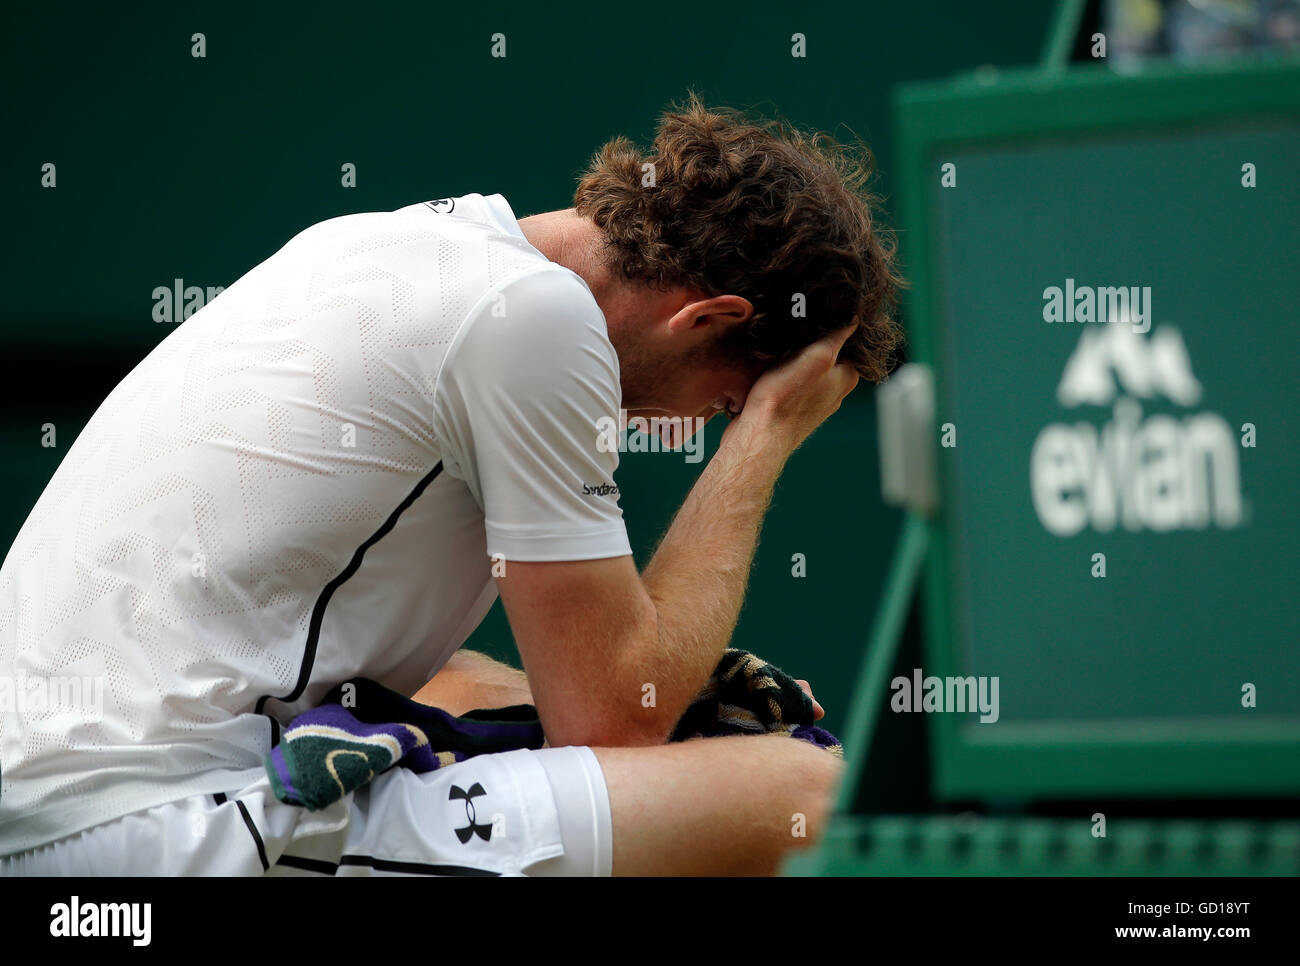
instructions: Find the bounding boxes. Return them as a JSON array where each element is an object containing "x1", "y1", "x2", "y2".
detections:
[
  {"x1": 749, "y1": 734, "x2": 843, "y2": 855},
  {"x1": 593, "y1": 734, "x2": 843, "y2": 876},
  {"x1": 783, "y1": 738, "x2": 844, "y2": 847}
]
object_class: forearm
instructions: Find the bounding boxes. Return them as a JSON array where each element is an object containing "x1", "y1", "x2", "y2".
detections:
[
  {"x1": 494, "y1": 329, "x2": 857, "y2": 749},
  {"x1": 412, "y1": 649, "x2": 534, "y2": 715},
  {"x1": 638, "y1": 413, "x2": 794, "y2": 728}
]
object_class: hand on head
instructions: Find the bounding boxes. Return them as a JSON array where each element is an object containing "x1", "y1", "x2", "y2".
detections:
[{"x1": 731, "y1": 324, "x2": 861, "y2": 451}]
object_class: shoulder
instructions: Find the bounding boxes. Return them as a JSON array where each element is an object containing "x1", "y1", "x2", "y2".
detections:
[
  {"x1": 483, "y1": 263, "x2": 607, "y2": 337},
  {"x1": 449, "y1": 263, "x2": 618, "y2": 387}
]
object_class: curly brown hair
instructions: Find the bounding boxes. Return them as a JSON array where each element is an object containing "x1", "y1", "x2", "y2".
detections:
[{"x1": 573, "y1": 94, "x2": 903, "y2": 383}]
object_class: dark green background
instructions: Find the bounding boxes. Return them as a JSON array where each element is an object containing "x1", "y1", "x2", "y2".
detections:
[
  {"x1": 0, "y1": 1, "x2": 1054, "y2": 740},
  {"x1": 935, "y1": 125, "x2": 1300, "y2": 724}
]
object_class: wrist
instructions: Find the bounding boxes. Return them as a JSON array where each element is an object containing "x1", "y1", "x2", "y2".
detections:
[{"x1": 723, "y1": 403, "x2": 800, "y2": 460}]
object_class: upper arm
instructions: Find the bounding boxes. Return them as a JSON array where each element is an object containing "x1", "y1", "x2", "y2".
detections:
[
  {"x1": 433, "y1": 266, "x2": 631, "y2": 562},
  {"x1": 433, "y1": 266, "x2": 660, "y2": 745}
]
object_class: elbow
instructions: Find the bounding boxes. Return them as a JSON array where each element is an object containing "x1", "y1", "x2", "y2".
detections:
[
  {"x1": 546, "y1": 711, "x2": 671, "y2": 749},
  {"x1": 541, "y1": 610, "x2": 674, "y2": 748},
  {"x1": 598, "y1": 721, "x2": 672, "y2": 748}
]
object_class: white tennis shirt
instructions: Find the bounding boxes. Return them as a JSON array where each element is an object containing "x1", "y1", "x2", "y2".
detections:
[{"x1": 0, "y1": 194, "x2": 631, "y2": 853}]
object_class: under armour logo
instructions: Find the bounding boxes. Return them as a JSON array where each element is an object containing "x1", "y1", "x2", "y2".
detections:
[
  {"x1": 426, "y1": 198, "x2": 456, "y2": 214},
  {"x1": 449, "y1": 783, "x2": 492, "y2": 843}
]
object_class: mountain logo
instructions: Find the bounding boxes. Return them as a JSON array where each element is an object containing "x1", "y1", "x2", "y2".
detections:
[{"x1": 1056, "y1": 320, "x2": 1201, "y2": 408}]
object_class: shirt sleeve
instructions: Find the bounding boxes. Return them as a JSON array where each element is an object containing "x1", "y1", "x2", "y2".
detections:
[{"x1": 432, "y1": 264, "x2": 632, "y2": 562}]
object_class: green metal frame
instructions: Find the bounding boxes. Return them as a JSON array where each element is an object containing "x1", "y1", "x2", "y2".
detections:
[
  {"x1": 786, "y1": 814, "x2": 1300, "y2": 876},
  {"x1": 894, "y1": 54, "x2": 1300, "y2": 801},
  {"x1": 832, "y1": 513, "x2": 932, "y2": 813},
  {"x1": 1041, "y1": 0, "x2": 1086, "y2": 70}
]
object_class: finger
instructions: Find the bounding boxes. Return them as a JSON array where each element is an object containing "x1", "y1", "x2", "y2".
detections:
[
  {"x1": 815, "y1": 323, "x2": 855, "y2": 347},
  {"x1": 795, "y1": 679, "x2": 825, "y2": 720},
  {"x1": 810, "y1": 325, "x2": 859, "y2": 374},
  {"x1": 826, "y1": 323, "x2": 858, "y2": 356},
  {"x1": 794, "y1": 325, "x2": 856, "y2": 370},
  {"x1": 826, "y1": 364, "x2": 860, "y2": 407}
]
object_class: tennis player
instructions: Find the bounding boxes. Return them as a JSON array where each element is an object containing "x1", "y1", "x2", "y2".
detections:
[{"x1": 0, "y1": 96, "x2": 900, "y2": 875}]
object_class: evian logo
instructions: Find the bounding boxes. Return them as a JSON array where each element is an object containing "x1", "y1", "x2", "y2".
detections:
[{"x1": 1031, "y1": 318, "x2": 1243, "y2": 537}]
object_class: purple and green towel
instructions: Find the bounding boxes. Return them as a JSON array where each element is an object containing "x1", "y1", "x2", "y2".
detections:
[
  {"x1": 264, "y1": 681, "x2": 542, "y2": 810},
  {"x1": 266, "y1": 648, "x2": 841, "y2": 810}
]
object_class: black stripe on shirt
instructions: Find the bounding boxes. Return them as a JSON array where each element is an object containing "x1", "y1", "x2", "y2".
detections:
[
  {"x1": 338, "y1": 854, "x2": 500, "y2": 877},
  {"x1": 273, "y1": 853, "x2": 501, "y2": 877},
  {"x1": 255, "y1": 461, "x2": 446, "y2": 739},
  {"x1": 234, "y1": 799, "x2": 270, "y2": 872}
]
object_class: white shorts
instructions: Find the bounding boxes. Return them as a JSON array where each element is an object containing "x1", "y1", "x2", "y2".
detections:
[{"x1": 0, "y1": 746, "x2": 613, "y2": 877}]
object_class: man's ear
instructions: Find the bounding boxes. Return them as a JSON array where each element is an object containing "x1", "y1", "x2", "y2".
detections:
[{"x1": 667, "y1": 294, "x2": 754, "y2": 335}]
